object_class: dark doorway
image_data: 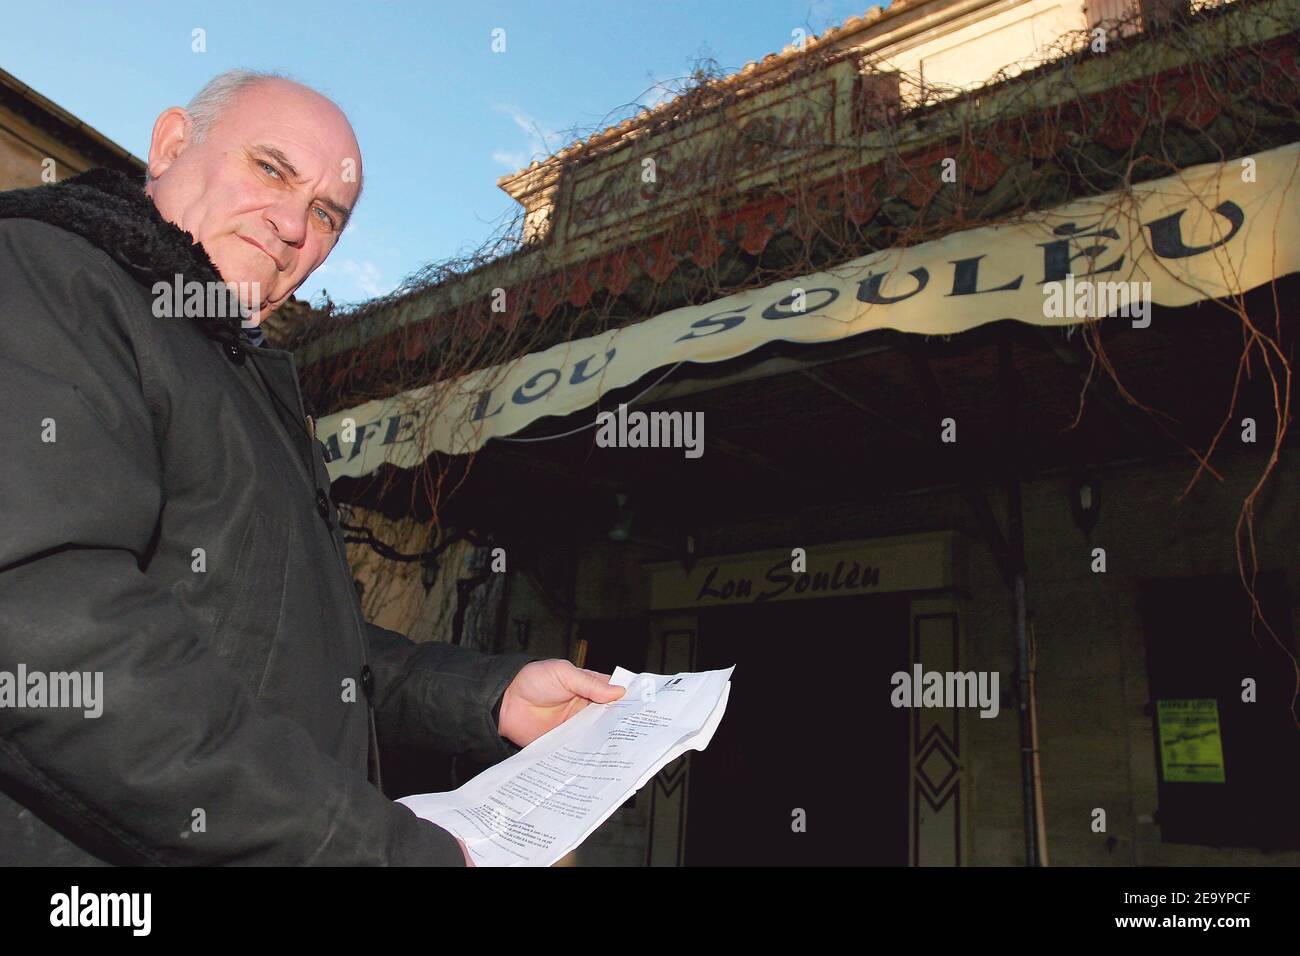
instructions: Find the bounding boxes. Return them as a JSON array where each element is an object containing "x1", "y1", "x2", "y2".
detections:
[{"x1": 686, "y1": 592, "x2": 911, "y2": 865}]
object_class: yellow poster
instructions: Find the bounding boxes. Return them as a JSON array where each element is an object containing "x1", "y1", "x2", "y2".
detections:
[{"x1": 1157, "y1": 699, "x2": 1226, "y2": 783}]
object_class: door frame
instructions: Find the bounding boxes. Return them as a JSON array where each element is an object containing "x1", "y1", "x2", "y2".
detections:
[{"x1": 641, "y1": 531, "x2": 971, "y2": 866}]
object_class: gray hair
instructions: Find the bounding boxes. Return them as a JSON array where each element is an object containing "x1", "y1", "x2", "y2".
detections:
[{"x1": 147, "y1": 68, "x2": 362, "y2": 219}]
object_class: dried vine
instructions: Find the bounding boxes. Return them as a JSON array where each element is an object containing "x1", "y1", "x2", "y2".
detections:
[{"x1": 285, "y1": 1, "x2": 1299, "y2": 719}]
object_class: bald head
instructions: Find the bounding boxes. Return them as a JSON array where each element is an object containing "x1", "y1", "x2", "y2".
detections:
[{"x1": 144, "y1": 71, "x2": 364, "y2": 325}]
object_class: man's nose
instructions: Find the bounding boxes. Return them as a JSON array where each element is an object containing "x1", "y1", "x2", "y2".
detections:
[{"x1": 265, "y1": 200, "x2": 309, "y2": 253}]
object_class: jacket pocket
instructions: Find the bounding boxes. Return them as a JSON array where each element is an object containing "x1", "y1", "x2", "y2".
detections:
[{"x1": 208, "y1": 511, "x2": 290, "y2": 700}]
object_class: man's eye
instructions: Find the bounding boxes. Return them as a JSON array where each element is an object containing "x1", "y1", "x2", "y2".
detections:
[
  {"x1": 313, "y1": 207, "x2": 336, "y2": 229},
  {"x1": 258, "y1": 160, "x2": 282, "y2": 179}
]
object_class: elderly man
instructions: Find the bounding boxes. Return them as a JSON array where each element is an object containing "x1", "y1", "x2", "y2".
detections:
[{"x1": 0, "y1": 70, "x2": 622, "y2": 866}]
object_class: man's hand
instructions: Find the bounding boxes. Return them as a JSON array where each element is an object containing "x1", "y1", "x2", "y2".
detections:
[
  {"x1": 457, "y1": 837, "x2": 474, "y2": 867},
  {"x1": 497, "y1": 660, "x2": 625, "y2": 748}
]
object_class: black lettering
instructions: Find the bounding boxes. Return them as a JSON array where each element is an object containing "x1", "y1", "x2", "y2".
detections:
[
  {"x1": 1144, "y1": 202, "x2": 1244, "y2": 259},
  {"x1": 1037, "y1": 222, "x2": 1123, "y2": 284},
  {"x1": 762, "y1": 286, "x2": 840, "y2": 320},
  {"x1": 512, "y1": 368, "x2": 562, "y2": 404},
  {"x1": 570, "y1": 348, "x2": 616, "y2": 385},
  {"x1": 758, "y1": 561, "x2": 794, "y2": 602},
  {"x1": 675, "y1": 306, "x2": 750, "y2": 342},
  {"x1": 948, "y1": 255, "x2": 1023, "y2": 296},
  {"x1": 382, "y1": 413, "x2": 417, "y2": 445},
  {"x1": 697, "y1": 566, "x2": 726, "y2": 601},
  {"x1": 855, "y1": 267, "x2": 929, "y2": 305},
  {"x1": 471, "y1": 388, "x2": 504, "y2": 422},
  {"x1": 348, "y1": 421, "x2": 382, "y2": 461}
]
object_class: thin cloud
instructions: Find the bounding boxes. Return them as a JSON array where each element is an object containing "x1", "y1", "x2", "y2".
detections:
[
  {"x1": 490, "y1": 103, "x2": 566, "y2": 173},
  {"x1": 316, "y1": 258, "x2": 388, "y2": 299}
]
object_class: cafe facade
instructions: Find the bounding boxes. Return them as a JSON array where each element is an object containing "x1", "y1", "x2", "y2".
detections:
[{"x1": 291, "y1": 0, "x2": 1300, "y2": 865}]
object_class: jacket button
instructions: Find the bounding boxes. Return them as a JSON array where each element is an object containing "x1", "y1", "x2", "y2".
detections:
[
  {"x1": 315, "y1": 489, "x2": 332, "y2": 524},
  {"x1": 225, "y1": 342, "x2": 246, "y2": 365},
  {"x1": 360, "y1": 665, "x2": 375, "y2": 702}
]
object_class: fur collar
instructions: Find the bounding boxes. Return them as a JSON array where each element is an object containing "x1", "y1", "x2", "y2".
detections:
[{"x1": 0, "y1": 167, "x2": 264, "y2": 348}]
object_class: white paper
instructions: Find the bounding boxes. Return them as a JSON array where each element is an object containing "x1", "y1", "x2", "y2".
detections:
[{"x1": 398, "y1": 666, "x2": 734, "y2": 866}]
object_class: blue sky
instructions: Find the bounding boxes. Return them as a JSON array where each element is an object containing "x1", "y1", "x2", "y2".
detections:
[{"x1": 2, "y1": 0, "x2": 879, "y2": 308}]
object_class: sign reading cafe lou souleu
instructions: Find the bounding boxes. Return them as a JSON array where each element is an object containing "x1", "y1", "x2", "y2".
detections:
[{"x1": 317, "y1": 143, "x2": 1300, "y2": 477}]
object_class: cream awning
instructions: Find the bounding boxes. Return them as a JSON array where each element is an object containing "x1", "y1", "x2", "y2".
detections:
[{"x1": 318, "y1": 141, "x2": 1299, "y2": 480}]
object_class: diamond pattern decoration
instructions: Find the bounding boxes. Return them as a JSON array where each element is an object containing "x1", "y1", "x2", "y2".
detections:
[{"x1": 915, "y1": 725, "x2": 959, "y2": 811}]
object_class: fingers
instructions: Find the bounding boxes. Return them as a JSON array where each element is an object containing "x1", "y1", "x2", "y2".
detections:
[{"x1": 569, "y1": 665, "x2": 625, "y2": 702}]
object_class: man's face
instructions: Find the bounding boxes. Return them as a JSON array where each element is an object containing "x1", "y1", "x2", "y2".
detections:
[{"x1": 145, "y1": 79, "x2": 362, "y2": 325}]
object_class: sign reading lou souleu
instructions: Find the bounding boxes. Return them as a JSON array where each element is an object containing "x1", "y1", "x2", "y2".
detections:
[
  {"x1": 645, "y1": 531, "x2": 960, "y2": 611},
  {"x1": 317, "y1": 142, "x2": 1300, "y2": 479}
]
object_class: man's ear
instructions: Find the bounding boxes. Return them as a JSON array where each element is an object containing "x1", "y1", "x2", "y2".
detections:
[{"x1": 146, "y1": 107, "x2": 193, "y2": 182}]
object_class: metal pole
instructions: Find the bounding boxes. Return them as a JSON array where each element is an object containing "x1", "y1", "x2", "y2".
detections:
[
  {"x1": 1001, "y1": 336, "x2": 1039, "y2": 867},
  {"x1": 1015, "y1": 568, "x2": 1038, "y2": 866}
]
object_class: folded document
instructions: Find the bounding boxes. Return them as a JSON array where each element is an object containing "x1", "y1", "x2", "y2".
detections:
[{"x1": 398, "y1": 666, "x2": 734, "y2": 866}]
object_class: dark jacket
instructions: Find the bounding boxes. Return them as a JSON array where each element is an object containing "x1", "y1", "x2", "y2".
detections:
[{"x1": 0, "y1": 169, "x2": 534, "y2": 865}]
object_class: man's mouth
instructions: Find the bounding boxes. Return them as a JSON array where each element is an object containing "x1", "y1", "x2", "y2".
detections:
[{"x1": 239, "y1": 235, "x2": 286, "y2": 271}]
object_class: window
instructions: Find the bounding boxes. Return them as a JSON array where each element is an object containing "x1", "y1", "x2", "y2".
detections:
[{"x1": 1137, "y1": 571, "x2": 1300, "y2": 850}]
